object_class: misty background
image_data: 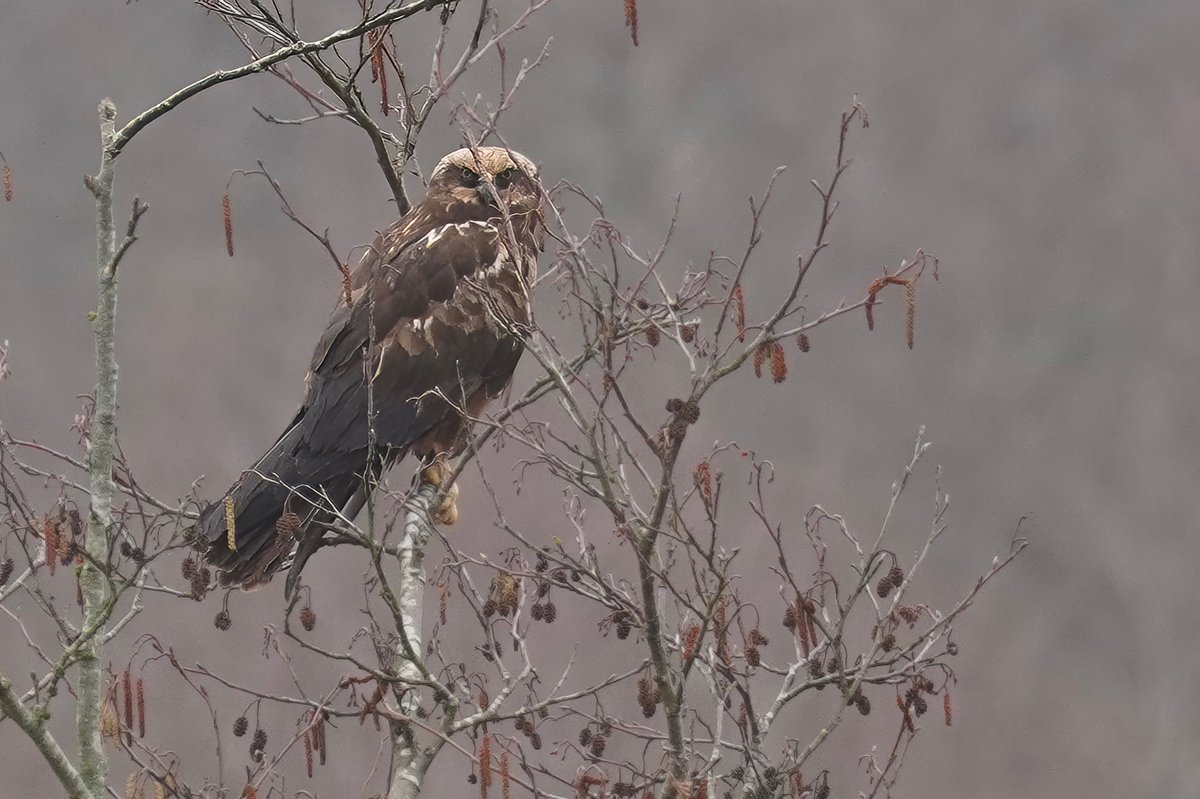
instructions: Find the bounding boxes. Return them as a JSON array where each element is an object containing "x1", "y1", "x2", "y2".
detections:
[{"x1": 1, "y1": 1, "x2": 1197, "y2": 796}]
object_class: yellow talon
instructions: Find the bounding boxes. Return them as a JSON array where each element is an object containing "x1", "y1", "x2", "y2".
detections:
[
  {"x1": 421, "y1": 455, "x2": 459, "y2": 525},
  {"x1": 434, "y1": 483, "x2": 460, "y2": 525},
  {"x1": 420, "y1": 454, "x2": 453, "y2": 489}
]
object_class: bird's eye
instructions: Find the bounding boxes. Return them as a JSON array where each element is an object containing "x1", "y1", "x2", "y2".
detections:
[
  {"x1": 460, "y1": 167, "x2": 479, "y2": 186},
  {"x1": 494, "y1": 168, "x2": 516, "y2": 190}
]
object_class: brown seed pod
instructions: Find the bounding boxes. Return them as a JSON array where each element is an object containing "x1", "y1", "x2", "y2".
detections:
[
  {"x1": 734, "y1": 284, "x2": 747, "y2": 342},
  {"x1": 299, "y1": 605, "x2": 316, "y2": 632},
  {"x1": 44, "y1": 516, "x2": 60, "y2": 577},
  {"x1": 136, "y1": 677, "x2": 145, "y2": 738},
  {"x1": 191, "y1": 566, "x2": 211, "y2": 601},
  {"x1": 589, "y1": 734, "x2": 606, "y2": 757},
  {"x1": 233, "y1": 716, "x2": 249, "y2": 737},
  {"x1": 122, "y1": 669, "x2": 134, "y2": 740},
  {"x1": 682, "y1": 624, "x2": 701, "y2": 661},
  {"x1": 542, "y1": 602, "x2": 557, "y2": 623},
  {"x1": 250, "y1": 728, "x2": 267, "y2": 760},
  {"x1": 222, "y1": 194, "x2": 234, "y2": 257},
  {"x1": 637, "y1": 675, "x2": 653, "y2": 706},
  {"x1": 746, "y1": 646, "x2": 761, "y2": 667},
  {"x1": 753, "y1": 341, "x2": 769, "y2": 378},
  {"x1": 905, "y1": 281, "x2": 916, "y2": 349},
  {"x1": 214, "y1": 610, "x2": 232, "y2": 631},
  {"x1": 624, "y1": 0, "x2": 639, "y2": 46},
  {"x1": 615, "y1": 612, "x2": 633, "y2": 640},
  {"x1": 0, "y1": 557, "x2": 14, "y2": 585},
  {"x1": 679, "y1": 399, "x2": 700, "y2": 424},
  {"x1": 313, "y1": 711, "x2": 327, "y2": 765},
  {"x1": 876, "y1": 577, "x2": 893, "y2": 598},
  {"x1": 888, "y1": 565, "x2": 904, "y2": 587},
  {"x1": 693, "y1": 462, "x2": 714, "y2": 506},
  {"x1": 797, "y1": 332, "x2": 811, "y2": 352},
  {"x1": 681, "y1": 322, "x2": 697, "y2": 342},
  {"x1": 181, "y1": 556, "x2": 197, "y2": 581},
  {"x1": 645, "y1": 325, "x2": 661, "y2": 347},
  {"x1": 770, "y1": 341, "x2": 787, "y2": 383},
  {"x1": 579, "y1": 726, "x2": 593, "y2": 746},
  {"x1": 943, "y1": 692, "x2": 953, "y2": 726}
]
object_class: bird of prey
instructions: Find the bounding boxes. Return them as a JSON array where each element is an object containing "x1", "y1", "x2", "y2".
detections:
[{"x1": 198, "y1": 146, "x2": 543, "y2": 591}]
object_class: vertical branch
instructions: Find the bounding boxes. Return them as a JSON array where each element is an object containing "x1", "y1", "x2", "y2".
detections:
[
  {"x1": 386, "y1": 479, "x2": 439, "y2": 799},
  {"x1": 79, "y1": 98, "x2": 120, "y2": 799}
]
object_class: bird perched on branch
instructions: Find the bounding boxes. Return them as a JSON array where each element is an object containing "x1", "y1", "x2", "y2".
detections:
[{"x1": 198, "y1": 146, "x2": 544, "y2": 592}]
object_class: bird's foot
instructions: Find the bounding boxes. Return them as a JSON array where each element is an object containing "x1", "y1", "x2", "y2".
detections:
[{"x1": 421, "y1": 455, "x2": 460, "y2": 525}]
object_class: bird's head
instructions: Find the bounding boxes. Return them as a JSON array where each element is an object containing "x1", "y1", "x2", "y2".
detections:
[{"x1": 428, "y1": 146, "x2": 542, "y2": 217}]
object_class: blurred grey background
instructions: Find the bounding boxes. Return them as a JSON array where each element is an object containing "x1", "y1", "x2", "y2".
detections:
[{"x1": 2, "y1": 1, "x2": 1199, "y2": 797}]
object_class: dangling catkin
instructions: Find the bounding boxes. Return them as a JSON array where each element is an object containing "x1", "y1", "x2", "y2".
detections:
[
  {"x1": 222, "y1": 194, "x2": 234, "y2": 257},
  {"x1": 224, "y1": 496, "x2": 237, "y2": 552}
]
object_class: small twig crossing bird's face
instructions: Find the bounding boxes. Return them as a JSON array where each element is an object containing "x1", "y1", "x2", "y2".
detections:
[{"x1": 428, "y1": 146, "x2": 542, "y2": 217}]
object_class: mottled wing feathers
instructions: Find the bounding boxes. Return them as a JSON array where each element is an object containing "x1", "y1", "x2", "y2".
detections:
[{"x1": 311, "y1": 220, "x2": 502, "y2": 376}]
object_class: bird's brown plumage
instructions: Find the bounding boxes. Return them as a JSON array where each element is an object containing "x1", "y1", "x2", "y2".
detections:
[{"x1": 199, "y1": 147, "x2": 543, "y2": 589}]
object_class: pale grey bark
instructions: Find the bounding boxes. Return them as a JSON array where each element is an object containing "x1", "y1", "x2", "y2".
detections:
[
  {"x1": 0, "y1": 674, "x2": 91, "y2": 799},
  {"x1": 386, "y1": 479, "x2": 439, "y2": 799},
  {"x1": 0, "y1": 98, "x2": 142, "y2": 799},
  {"x1": 77, "y1": 97, "x2": 121, "y2": 799}
]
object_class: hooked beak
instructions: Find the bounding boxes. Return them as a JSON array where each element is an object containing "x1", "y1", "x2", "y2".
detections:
[{"x1": 476, "y1": 179, "x2": 501, "y2": 209}]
